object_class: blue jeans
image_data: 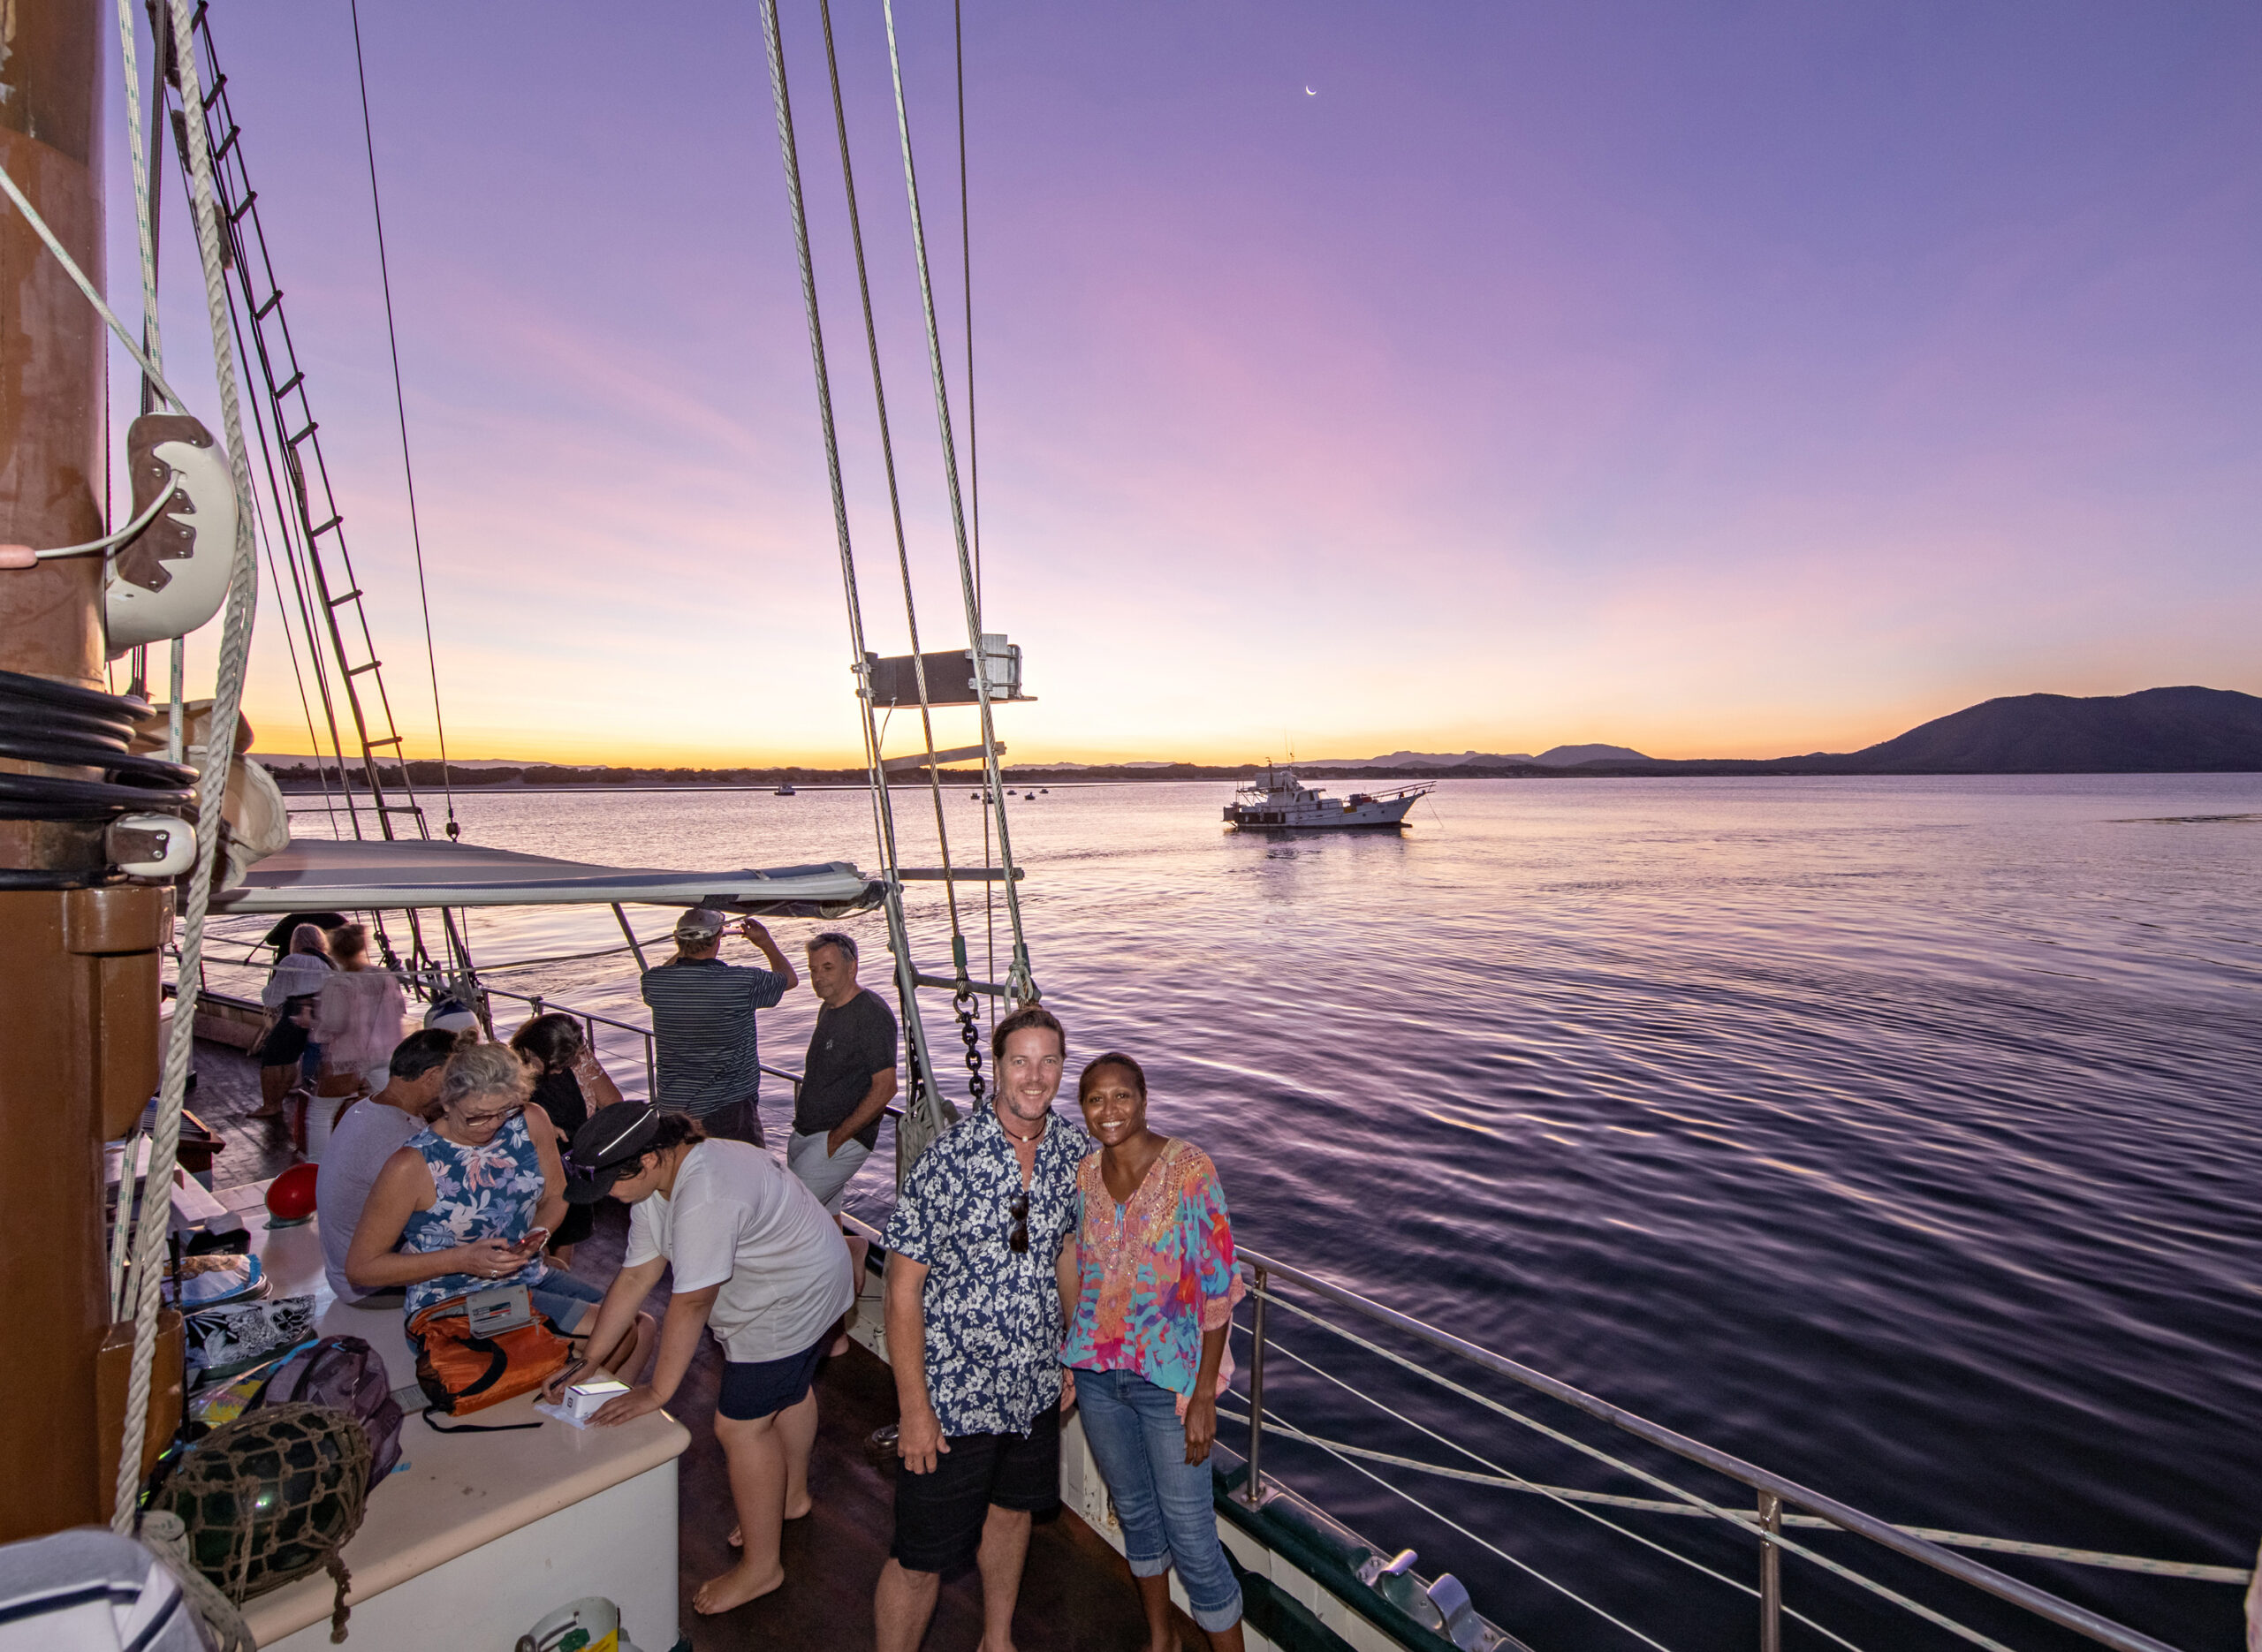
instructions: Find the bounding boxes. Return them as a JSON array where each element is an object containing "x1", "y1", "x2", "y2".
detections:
[
  {"x1": 1074, "y1": 1367, "x2": 1242, "y2": 1633},
  {"x1": 530, "y1": 1266, "x2": 604, "y2": 1332}
]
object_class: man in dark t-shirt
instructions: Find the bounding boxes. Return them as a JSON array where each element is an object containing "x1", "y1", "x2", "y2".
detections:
[{"x1": 787, "y1": 930, "x2": 899, "y2": 1226}]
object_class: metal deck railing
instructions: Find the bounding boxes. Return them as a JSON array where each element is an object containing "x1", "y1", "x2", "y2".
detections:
[{"x1": 1230, "y1": 1249, "x2": 2241, "y2": 1652}]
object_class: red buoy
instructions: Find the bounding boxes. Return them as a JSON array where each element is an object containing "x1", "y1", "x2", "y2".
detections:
[{"x1": 266, "y1": 1162, "x2": 319, "y2": 1226}]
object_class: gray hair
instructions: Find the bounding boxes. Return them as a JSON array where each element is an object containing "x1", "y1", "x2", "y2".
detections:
[
  {"x1": 437, "y1": 1041, "x2": 535, "y2": 1114},
  {"x1": 807, "y1": 930, "x2": 858, "y2": 966}
]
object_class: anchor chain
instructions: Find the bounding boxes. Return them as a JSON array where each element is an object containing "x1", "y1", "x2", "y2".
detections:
[{"x1": 951, "y1": 933, "x2": 987, "y2": 1106}]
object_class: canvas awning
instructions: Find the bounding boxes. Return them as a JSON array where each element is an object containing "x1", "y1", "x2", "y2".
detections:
[{"x1": 212, "y1": 837, "x2": 885, "y2": 918}]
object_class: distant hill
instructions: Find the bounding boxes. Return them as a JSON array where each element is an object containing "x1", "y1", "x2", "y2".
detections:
[
  {"x1": 1825, "y1": 686, "x2": 2262, "y2": 774},
  {"x1": 1552, "y1": 687, "x2": 2262, "y2": 777},
  {"x1": 1311, "y1": 744, "x2": 1650, "y2": 769},
  {"x1": 255, "y1": 690, "x2": 2260, "y2": 786}
]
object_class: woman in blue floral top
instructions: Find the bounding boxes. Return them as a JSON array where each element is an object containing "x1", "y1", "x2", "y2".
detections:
[{"x1": 345, "y1": 1042, "x2": 609, "y2": 1331}]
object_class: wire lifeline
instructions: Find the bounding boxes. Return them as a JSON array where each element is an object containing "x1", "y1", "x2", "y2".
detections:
[
  {"x1": 1244, "y1": 1392, "x2": 1682, "y2": 1652},
  {"x1": 346, "y1": 0, "x2": 456, "y2": 837},
  {"x1": 754, "y1": 0, "x2": 951, "y2": 1144},
  {"x1": 114, "y1": 0, "x2": 265, "y2": 1533},
  {"x1": 1227, "y1": 1342, "x2": 1871, "y2": 1652},
  {"x1": 878, "y1": 0, "x2": 1036, "y2": 1005},
  {"x1": 1238, "y1": 1254, "x2": 2195, "y2": 1652},
  {"x1": 1214, "y1": 1403, "x2": 2253, "y2": 1584},
  {"x1": 1247, "y1": 1285, "x2": 2045, "y2": 1652},
  {"x1": 0, "y1": 159, "x2": 186, "y2": 413}
]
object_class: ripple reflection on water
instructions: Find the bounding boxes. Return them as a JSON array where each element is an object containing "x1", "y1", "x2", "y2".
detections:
[{"x1": 215, "y1": 774, "x2": 2262, "y2": 1648}]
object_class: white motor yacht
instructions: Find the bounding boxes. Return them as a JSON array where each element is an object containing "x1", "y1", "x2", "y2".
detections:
[{"x1": 1224, "y1": 763, "x2": 1431, "y2": 830}]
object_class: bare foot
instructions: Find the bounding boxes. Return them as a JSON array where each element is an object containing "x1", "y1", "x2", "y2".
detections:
[
  {"x1": 725, "y1": 1500, "x2": 811, "y2": 1550},
  {"x1": 693, "y1": 1560, "x2": 784, "y2": 1614}
]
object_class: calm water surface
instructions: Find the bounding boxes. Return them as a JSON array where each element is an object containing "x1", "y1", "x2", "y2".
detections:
[{"x1": 217, "y1": 776, "x2": 2262, "y2": 1649}]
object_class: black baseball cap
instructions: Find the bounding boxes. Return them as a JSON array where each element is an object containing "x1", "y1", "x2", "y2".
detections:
[{"x1": 563, "y1": 1103, "x2": 663, "y2": 1203}]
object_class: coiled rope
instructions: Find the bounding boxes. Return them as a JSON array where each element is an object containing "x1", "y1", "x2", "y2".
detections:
[{"x1": 113, "y1": 0, "x2": 264, "y2": 1533}]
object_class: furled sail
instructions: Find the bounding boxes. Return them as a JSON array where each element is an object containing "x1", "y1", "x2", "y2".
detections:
[{"x1": 212, "y1": 837, "x2": 884, "y2": 917}]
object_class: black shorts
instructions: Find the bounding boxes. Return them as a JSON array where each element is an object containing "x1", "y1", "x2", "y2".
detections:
[
  {"x1": 717, "y1": 1335, "x2": 827, "y2": 1421},
  {"x1": 890, "y1": 1406, "x2": 1061, "y2": 1575}
]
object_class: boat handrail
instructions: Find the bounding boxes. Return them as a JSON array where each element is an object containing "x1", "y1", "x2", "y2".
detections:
[
  {"x1": 476, "y1": 981, "x2": 812, "y2": 1105},
  {"x1": 1233, "y1": 1245, "x2": 2206, "y2": 1652}
]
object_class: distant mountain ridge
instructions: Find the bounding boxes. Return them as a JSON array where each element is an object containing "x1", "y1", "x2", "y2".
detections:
[
  {"x1": 256, "y1": 688, "x2": 2262, "y2": 783},
  {"x1": 1310, "y1": 744, "x2": 1651, "y2": 769},
  {"x1": 1795, "y1": 686, "x2": 2262, "y2": 775}
]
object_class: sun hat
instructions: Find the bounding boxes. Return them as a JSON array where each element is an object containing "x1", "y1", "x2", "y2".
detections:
[{"x1": 672, "y1": 907, "x2": 730, "y2": 943}]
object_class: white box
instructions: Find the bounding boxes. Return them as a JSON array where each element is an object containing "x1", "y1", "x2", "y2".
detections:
[{"x1": 563, "y1": 1378, "x2": 629, "y2": 1422}]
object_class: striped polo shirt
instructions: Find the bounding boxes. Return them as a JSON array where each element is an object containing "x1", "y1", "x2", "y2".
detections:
[{"x1": 639, "y1": 956, "x2": 791, "y2": 1117}]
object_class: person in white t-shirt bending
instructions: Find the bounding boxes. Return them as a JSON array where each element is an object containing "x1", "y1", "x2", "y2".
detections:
[{"x1": 552, "y1": 1103, "x2": 854, "y2": 1616}]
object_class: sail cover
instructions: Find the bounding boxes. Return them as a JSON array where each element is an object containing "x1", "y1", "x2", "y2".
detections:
[{"x1": 213, "y1": 837, "x2": 885, "y2": 918}]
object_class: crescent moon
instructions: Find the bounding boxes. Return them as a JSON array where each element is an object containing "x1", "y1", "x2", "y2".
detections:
[{"x1": 1305, "y1": 86, "x2": 1316, "y2": 95}]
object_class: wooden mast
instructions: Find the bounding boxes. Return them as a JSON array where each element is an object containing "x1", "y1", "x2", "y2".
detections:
[{"x1": 0, "y1": 0, "x2": 173, "y2": 1541}]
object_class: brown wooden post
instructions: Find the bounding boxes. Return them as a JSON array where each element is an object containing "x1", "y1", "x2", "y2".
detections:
[{"x1": 0, "y1": 0, "x2": 122, "y2": 1541}]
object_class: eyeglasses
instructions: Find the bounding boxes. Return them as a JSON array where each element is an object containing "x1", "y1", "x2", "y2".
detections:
[
  {"x1": 1007, "y1": 1193, "x2": 1029, "y2": 1255},
  {"x1": 457, "y1": 1103, "x2": 524, "y2": 1130}
]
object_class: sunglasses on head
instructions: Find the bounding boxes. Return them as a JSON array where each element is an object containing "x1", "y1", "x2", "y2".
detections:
[{"x1": 1007, "y1": 1193, "x2": 1029, "y2": 1254}]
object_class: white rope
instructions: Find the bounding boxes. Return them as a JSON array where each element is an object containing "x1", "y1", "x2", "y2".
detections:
[
  {"x1": 754, "y1": 0, "x2": 949, "y2": 1140},
  {"x1": 1249, "y1": 1286, "x2": 2027, "y2": 1652},
  {"x1": 112, "y1": 0, "x2": 163, "y2": 387},
  {"x1": 0, "y1": 159, "x2": 185, "y2": 413},
  {"x1": 113, "y1": 0, "x2": 262, "y2": 1530},
  {"x1": 878, "y1": 0, "x2": 1036, "y2": 1004}
]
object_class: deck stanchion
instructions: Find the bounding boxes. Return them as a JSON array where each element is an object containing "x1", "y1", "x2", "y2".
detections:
[
  {"x1": 1758, "y1": 1488, "x2": 1782, "y2": 1652},
  {"x1": 1244, "y1": 1265, "x2": 1269, "y2": 1505},
  {"x1": 610, "y1": 903, "x2": 649, "y2": 973}
]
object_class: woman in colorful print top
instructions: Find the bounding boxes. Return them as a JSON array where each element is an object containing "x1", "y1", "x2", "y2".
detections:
[
  {"x1": 343, "y1": 1042, "x2": 606, "y2": 1331},
  {"x1": 1059, "y1": 1053, "x2": 1246, "y2": 1650}
]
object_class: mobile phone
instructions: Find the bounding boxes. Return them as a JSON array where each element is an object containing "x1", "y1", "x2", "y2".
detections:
[{"x1": 518, "y1": 1226, "x2": 551, "y2": 1253}]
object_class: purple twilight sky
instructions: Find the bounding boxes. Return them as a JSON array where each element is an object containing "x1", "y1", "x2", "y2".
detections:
[{"x1": 110, "y1": 1, "x2": 2262, "y2": 764}]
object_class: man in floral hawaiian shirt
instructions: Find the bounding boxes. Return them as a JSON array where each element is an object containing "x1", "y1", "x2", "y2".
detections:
[{"x1": 875, "y1": 1004, "x2": 1086, "y2": 1652}]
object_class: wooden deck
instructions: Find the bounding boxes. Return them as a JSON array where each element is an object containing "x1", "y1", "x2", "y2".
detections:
[{"x1": 189, "y1": 1037, "x2": 1183, "y2": 1650}]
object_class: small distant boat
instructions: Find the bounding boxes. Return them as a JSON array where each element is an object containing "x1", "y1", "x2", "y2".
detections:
[
  {"x1": 775, "y1": 783, "x2": 798, "y2": 796},
  {"x1": 1224, "y1": 762, "x2": 1431, "y2": 830}
]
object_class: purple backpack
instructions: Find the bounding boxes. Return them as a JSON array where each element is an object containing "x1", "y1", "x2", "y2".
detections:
[{"x1": 256, "y1": 1335, "x2": 406, "y2": 1482}]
